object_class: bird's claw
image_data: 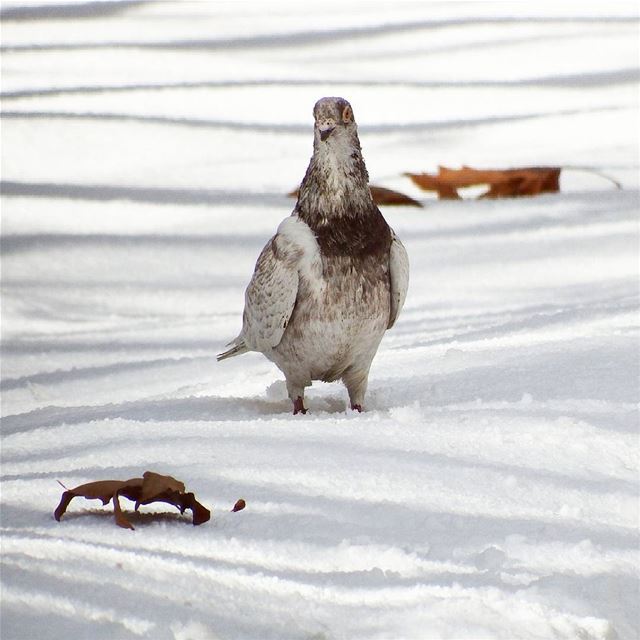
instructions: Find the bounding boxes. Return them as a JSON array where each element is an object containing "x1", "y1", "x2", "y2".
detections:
[{"x1": 293, "y1": 396, "x2": 307, "y2": 415}]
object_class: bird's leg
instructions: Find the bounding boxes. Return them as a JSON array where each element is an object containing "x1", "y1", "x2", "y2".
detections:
[
  {"x1": 286, "y1": 380, "x2": 307, "y2": 415},
  {"x1": 343, "y1": 368, "x2": 368, "y2": 414},
  {"x1": 292, "y1": 396, "x2": 307, "y2": 415}
]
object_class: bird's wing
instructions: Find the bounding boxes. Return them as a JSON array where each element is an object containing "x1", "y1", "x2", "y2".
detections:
[
  {"x1": 241, "y1": 216, "x2": 319, "y2": 352},
  {"x1": 387, "y1": 231, "x2": 410, "y2": 329}
]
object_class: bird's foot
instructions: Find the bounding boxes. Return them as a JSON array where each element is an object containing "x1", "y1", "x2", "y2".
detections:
[
  {"x1": 293, "y1": 396, "x2": 307, "y2": 415},
  {"x1": 351, "y1": 403, "x2": 363, "y2": 413}
]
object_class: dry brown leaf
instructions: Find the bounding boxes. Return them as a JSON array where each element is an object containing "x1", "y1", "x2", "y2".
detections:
[
  {"x1": 405, "y1": 166, "x2": 561, "y2": 199},
  {"x1": 368, "y1": 186, "x2": 422, "y2": 207},
  {"x1": 54, "y1": 471, "x2": 211, "y2": 529},
  {"x1": 289, "y1": 184, "x2": 422, "y2": 207},
  {"x1": 401, "y1": 172, "x2": 461, "y2": 199},
  {"x1": 113, "y1": 492, "x2": 134, "y2": 530},
  {"x1": 232, "y1": 499, "x2": 246, "y2": 512},
  {"x1": 137, "y1": 471, "x2": 185, "y2": 505}
]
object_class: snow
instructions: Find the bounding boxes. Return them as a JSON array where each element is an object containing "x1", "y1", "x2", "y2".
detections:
[{"x1": 1, "y1": 1, "x2": 639, "y2": 639}]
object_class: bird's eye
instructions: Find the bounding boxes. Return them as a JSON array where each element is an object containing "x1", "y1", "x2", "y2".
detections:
[{"x1": 341, "y1": 105, "x2": 353, "y2": 123}]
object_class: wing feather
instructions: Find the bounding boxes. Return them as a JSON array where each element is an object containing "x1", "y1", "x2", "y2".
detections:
[
  {"x1": 388, "y1": 231, "x2": 409, "y2": 329},
  {"x1": 219, "y1": 215, "x2": 320, "y2": 359},
  {"x1": 241, "y1": 234, "x2": 300, "y2": 351}
]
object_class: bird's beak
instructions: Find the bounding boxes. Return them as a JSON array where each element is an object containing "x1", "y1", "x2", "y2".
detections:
[{"x1": 319, "y1": 125, "x2": 335, "y2": 142}]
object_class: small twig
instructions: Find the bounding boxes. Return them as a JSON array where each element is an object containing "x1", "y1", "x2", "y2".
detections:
[{"x1": 56, "y1": 479, "x2": 70, "y2": 491}]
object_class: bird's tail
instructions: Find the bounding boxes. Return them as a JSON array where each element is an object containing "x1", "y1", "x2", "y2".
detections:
[{"x1": 217, "y1": 340, "x2": 249, "y2": 361}]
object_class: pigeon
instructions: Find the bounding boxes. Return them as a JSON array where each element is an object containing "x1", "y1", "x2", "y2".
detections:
[{"x1": 218, "y1": 97, "x2": 409, "y2": 414}]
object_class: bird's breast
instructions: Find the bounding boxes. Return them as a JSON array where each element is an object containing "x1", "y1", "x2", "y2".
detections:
[{"x1": 295, "y1": 254, "x2": 390, "y2": 324}]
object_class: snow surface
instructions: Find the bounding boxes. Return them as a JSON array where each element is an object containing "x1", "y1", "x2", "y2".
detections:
[{"x1": 1, "y1": 2, "x2": 639, "y2": 639}]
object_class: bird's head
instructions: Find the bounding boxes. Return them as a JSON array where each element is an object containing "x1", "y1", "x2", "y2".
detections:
[
  {"x1": 297, "y1": 96, "x2": 371, "y2": 217},
  {"x1": 313, "y1": 96, "x2": 357, "y2": 145}
]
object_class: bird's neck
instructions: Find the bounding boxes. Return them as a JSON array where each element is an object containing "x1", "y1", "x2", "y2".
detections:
[
  {"x1": 295, "y1": 135, "x2": 374, "y2": 226},
  {"x1": 294, "y1": 135, "x2": 391, "y2": 258}
]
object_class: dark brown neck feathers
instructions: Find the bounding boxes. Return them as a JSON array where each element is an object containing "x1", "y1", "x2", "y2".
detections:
[{"x1": 295, "y1": 129, "x2": 391, "y2": 258}]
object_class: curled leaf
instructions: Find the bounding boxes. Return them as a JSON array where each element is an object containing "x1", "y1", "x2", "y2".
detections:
[
  {"x1": 54, "y1": 471, "x2": 210, "y2": 529},
  {"x1": 113, "y1": 492, "x2": 135, "y2": 530},
  {"x1": 369, "y1": 186, "x2": 422, "y2": 207},
  {"x1": 138, "y1": 470, "x2": 185, "y2": 504}
]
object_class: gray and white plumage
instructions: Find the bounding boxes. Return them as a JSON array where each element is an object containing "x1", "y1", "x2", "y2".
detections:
[{"x1": 218, "y1": 96, "x2": 409, "y2": 413}]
